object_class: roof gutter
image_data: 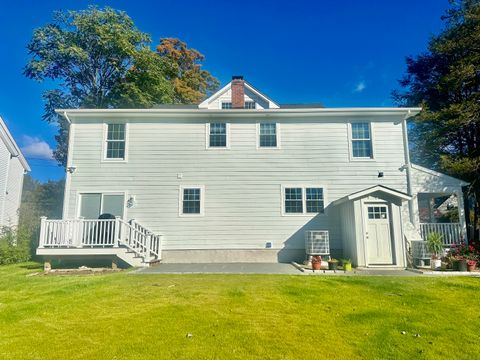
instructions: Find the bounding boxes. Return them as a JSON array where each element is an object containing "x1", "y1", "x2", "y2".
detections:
[{"x1": 402, "y1": 109, "x2": 415, "y2": 223}]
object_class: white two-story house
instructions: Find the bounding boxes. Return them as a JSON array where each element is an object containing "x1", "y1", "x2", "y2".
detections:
[
  {"x1": 0, "y1": 116, "x2": 30, "y2": 228},
  {"x1": 37, "y1": 76, "x2": 468, "y2": 268}
]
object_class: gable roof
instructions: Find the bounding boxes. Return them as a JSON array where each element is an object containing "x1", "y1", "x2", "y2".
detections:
[
  {"x1": 411, "y1": 164, "x2": 469, "y2": 187},
  {"x1": 0, "y1": 117, "x2": 30, "y2": 171},
  {"x1": 198, "y1": 80, "x2": 280, "y2": 109},
  {"x1": 333, "y1": 185, "x2": 412, "y2": 205}
]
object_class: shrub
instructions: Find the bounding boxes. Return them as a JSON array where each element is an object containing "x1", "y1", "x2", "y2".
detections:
[{"x1": 0, "y1": 226, "x2": 31, "y2": 265}]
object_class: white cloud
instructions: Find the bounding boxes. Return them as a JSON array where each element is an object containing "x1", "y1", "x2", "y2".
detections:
[
  {"x1": 21, "y1": 136, "x2": 54, "y2": 160},
  {"x1": 353, "y1": 81, "x2": 366, "y2": 93}
]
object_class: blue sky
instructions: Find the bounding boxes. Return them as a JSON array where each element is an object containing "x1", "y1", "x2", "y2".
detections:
[{"x1": 0, "y1": 0, "x2": 449, "y2": 182}]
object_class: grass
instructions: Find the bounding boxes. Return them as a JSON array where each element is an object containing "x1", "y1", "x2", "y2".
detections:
[{"x1": 0, "y1": 263, "x2": 479, "y2": 359}]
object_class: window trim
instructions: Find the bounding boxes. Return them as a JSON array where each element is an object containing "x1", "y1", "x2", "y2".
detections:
[
  {"x1": 76, "y1": 191, "x2": 127, "y2": 219},
  {"x1": 102, "y1": 123, "x2": 129, "y2": 162},
  {"x1": 179, "y1": 185, "x2": 205, "y2": 217},
  {"x1": 257, "y1": 122, "x2": 281, "y2": 149},
  {"x1": 281, "y1": 185, "x2": 327, "y2": 216},
  {"x1": 205, "y1": 123, "x2": 231, "y2": 149},
  {"x1": 348, "y1": 122, "x2": 375, "y2": 161}
]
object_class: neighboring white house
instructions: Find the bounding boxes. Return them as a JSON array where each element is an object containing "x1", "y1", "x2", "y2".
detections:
[
  {"x1": 0, "y1": 117, "x2": 30, "y2": 227},
  {"x1": 37, "y1": 76, "x2": 468, "y2": 267}
]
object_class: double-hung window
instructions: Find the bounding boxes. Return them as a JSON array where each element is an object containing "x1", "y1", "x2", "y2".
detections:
[
  {"x1": 351, "y1": 122, "x2": 372, "y2": 158},
  {"x1": 283, "y1": 186, "x2": 325, "y2": 215},
  {"x1": 179, "y1": 186, "x2": 204, "y2": 216},
  {"x1": 105, "y1": 124, "x2": 126, "y2": 160},
  {"x1": 259, "y1": 123, "x2": 278, "y2": 148},
  {"x1": 208, "y1": 123, "x2": 228, "y2": 148}
]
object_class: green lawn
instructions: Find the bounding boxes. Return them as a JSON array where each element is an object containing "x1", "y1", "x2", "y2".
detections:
[{"x1": 0, "y1": 264, "x2": 479, "y2": 359}]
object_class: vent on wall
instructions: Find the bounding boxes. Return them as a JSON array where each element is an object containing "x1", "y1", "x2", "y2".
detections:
[{"x1": 305, "y1": 231, "x2": 330, "y2": 256}]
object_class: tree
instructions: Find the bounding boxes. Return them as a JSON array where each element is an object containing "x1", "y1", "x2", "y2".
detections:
[
  {"x1": 24, "y1": 7, "x2": 218, "y2": 165},
  {"x1": 157, "y1": 38, "x2": 219, "y2": 103},
  {"x1": 394, "y1": 0, "x2": 480, "y2": 239}
]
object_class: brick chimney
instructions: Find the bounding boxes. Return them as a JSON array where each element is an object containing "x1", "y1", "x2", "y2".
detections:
[{"x1": 231, "y1": 75, "x2": 245, "y2": 109}]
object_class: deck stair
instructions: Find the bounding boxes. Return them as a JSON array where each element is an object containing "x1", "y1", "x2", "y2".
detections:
[{"x1": 37, "y1": 217, "x2": 163, "y2": 267}]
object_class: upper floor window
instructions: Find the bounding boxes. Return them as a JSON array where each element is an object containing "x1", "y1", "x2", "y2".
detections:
[
  {"x1": 221, "y1": 102, "x2": 232, "y2": 109},
  {"x1": 244, "y1": 101, "x2": 256, "y2": 109},
  {"x1": 259, "y1": 123, "x2": 278, "y2": 148},
  {"x1": 351, "y1": 122, "x2": 372, "y2": 158},
  {"x1": 208, "y1": 123, "x2": 228, "y2": 148},
  {"x1": 105, "y1": 124, "x2": 126, "y2": 160}
]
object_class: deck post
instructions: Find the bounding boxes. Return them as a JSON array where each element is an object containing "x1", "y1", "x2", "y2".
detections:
[
  {"x1": 456, "y1": 189, "x2": 468, "y2": 244},
  {"x1": 39, "y1": 217, "x2": 47, "y2": 248},
  {"x1": 145, "y1": 234, "x2": 151, "y2": 261},
  {"x1": 76, "y1": 217, "x2": 84, "y2": 248},
  {"x1": 114, "y1": 216, "x2": 121, "y2": 248}
]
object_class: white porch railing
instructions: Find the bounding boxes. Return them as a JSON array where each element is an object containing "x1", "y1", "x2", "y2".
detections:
[
  {"x1": 419, "y1": 223, "x2": 464, "y2": 246},
  {"x1": 38, "y1": 217, "x2": 162, "y2": 262}
]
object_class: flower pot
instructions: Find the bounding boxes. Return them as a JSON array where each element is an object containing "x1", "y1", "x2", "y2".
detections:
[
  {"x1": 343, "y1": 263, "x2": 352, "y2": 271},
  {"x1": 312, "y1": 261, "x2": 321, "y2": 270},
  {"x1": 430, "y1": 259, "x2": 441, "y2": 270},
  {"x1": 328, "y1": 262, "x2": 338, "y2": 270},
  {"x1": 453, "y1": 260, "x2": 468, "y2": 272},
  {"x1": 467, "y1": 263, "x2": 476, "y2": 272}
]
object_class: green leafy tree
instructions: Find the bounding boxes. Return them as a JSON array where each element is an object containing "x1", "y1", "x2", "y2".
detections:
[
  {"x1": 157, "y1": 38, "x2": 219, "y2": 103},
  {"x1": 394, "y1": 0, "x2": 480, "y2": 239},
  {"x1": 25, "y1": 7, "x2": 218, "y2": 166}
]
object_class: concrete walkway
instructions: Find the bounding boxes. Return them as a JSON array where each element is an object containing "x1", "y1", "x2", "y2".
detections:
[
  {"x1": 136, "y1": 262, "x2": 300, "y2": 274},
  {"x1": 134, "y1": 263, "x2": 421, "y2": 275}
]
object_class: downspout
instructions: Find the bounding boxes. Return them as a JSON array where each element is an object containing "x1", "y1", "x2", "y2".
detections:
[
  {"x1": 402, "y1": 110, "x2": 414, "y2": 223},
  {"x1": 61, "y1": 111, "x2": 73, "y2": 220}
]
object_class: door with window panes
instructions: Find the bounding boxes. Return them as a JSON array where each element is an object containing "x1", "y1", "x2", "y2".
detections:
[{"x1": 365, "y1": 204, "x2": 393, "y2": 264}]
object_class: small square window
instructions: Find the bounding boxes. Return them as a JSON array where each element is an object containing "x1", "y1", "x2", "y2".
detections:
[
  {"x1": 244, "y1": 101, "x2": 256, "y2": 109},
  {"x1": 306, "y1": 188, "x2": 324, "y2": 213}
]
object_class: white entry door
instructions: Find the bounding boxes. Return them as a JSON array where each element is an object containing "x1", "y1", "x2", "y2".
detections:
[{"x1": 365, "y1": 205, "x2": 393, "y2": 265}]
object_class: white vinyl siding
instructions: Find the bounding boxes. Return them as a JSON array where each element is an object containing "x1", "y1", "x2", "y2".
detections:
[{"x1": 65, "y1": 116, "x2": 408, "y2": 252}]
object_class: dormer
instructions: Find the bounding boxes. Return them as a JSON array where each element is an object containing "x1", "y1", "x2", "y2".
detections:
[{"x1": 198, "y1": 75, "x2": 280, "y2": 110}]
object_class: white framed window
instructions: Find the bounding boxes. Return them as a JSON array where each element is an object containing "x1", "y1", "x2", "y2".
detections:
[
  {"x1": 257, "y1": 123, "x2": 280, "y2": 149},
  {"x1": 350, "y1": 122, "x2": 373, "y2": 159},
  {"x1": 206, "y1": 123, "x2": 230, "y2": 149},
  {"x1": 244, "y1": 101, "x2": 256, "y2": 109},
  {"x1": 179, "y1": 186, "x2": 205, "y2": 216},
  {"x1": 78, "y1": 192, "x2": 125, "y2": 219},
  {"x1": 221, "y1": 102, "x2": 232, "y2": 109},
  {"x1": 281, "y1": 186, "x2": 325, "y2": 216},
  {"x1": 104, "y1": 123, "x2": 127, "y2": 161}
]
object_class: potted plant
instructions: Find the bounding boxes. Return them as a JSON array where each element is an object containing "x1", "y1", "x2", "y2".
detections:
[
  {"x1": 342, "y1": 259, "x2": 352, "y2": 271},
  {"x1": 426, "y1": 232, "x2": 443, "y2": 270},
  {"x1": 328, "y1": 258, "x2": 338, "y2": 270},
  {"x1": 311, "y1": 255, "x2": 322, "y2": 271},
  {"x1": 467, "y1": 259, "x2": 477, "y2": 272}
]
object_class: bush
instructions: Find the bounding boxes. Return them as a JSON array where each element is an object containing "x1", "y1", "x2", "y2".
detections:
[{"x1": 0, "y1": 226, "x2": 31, "y2": 265}]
